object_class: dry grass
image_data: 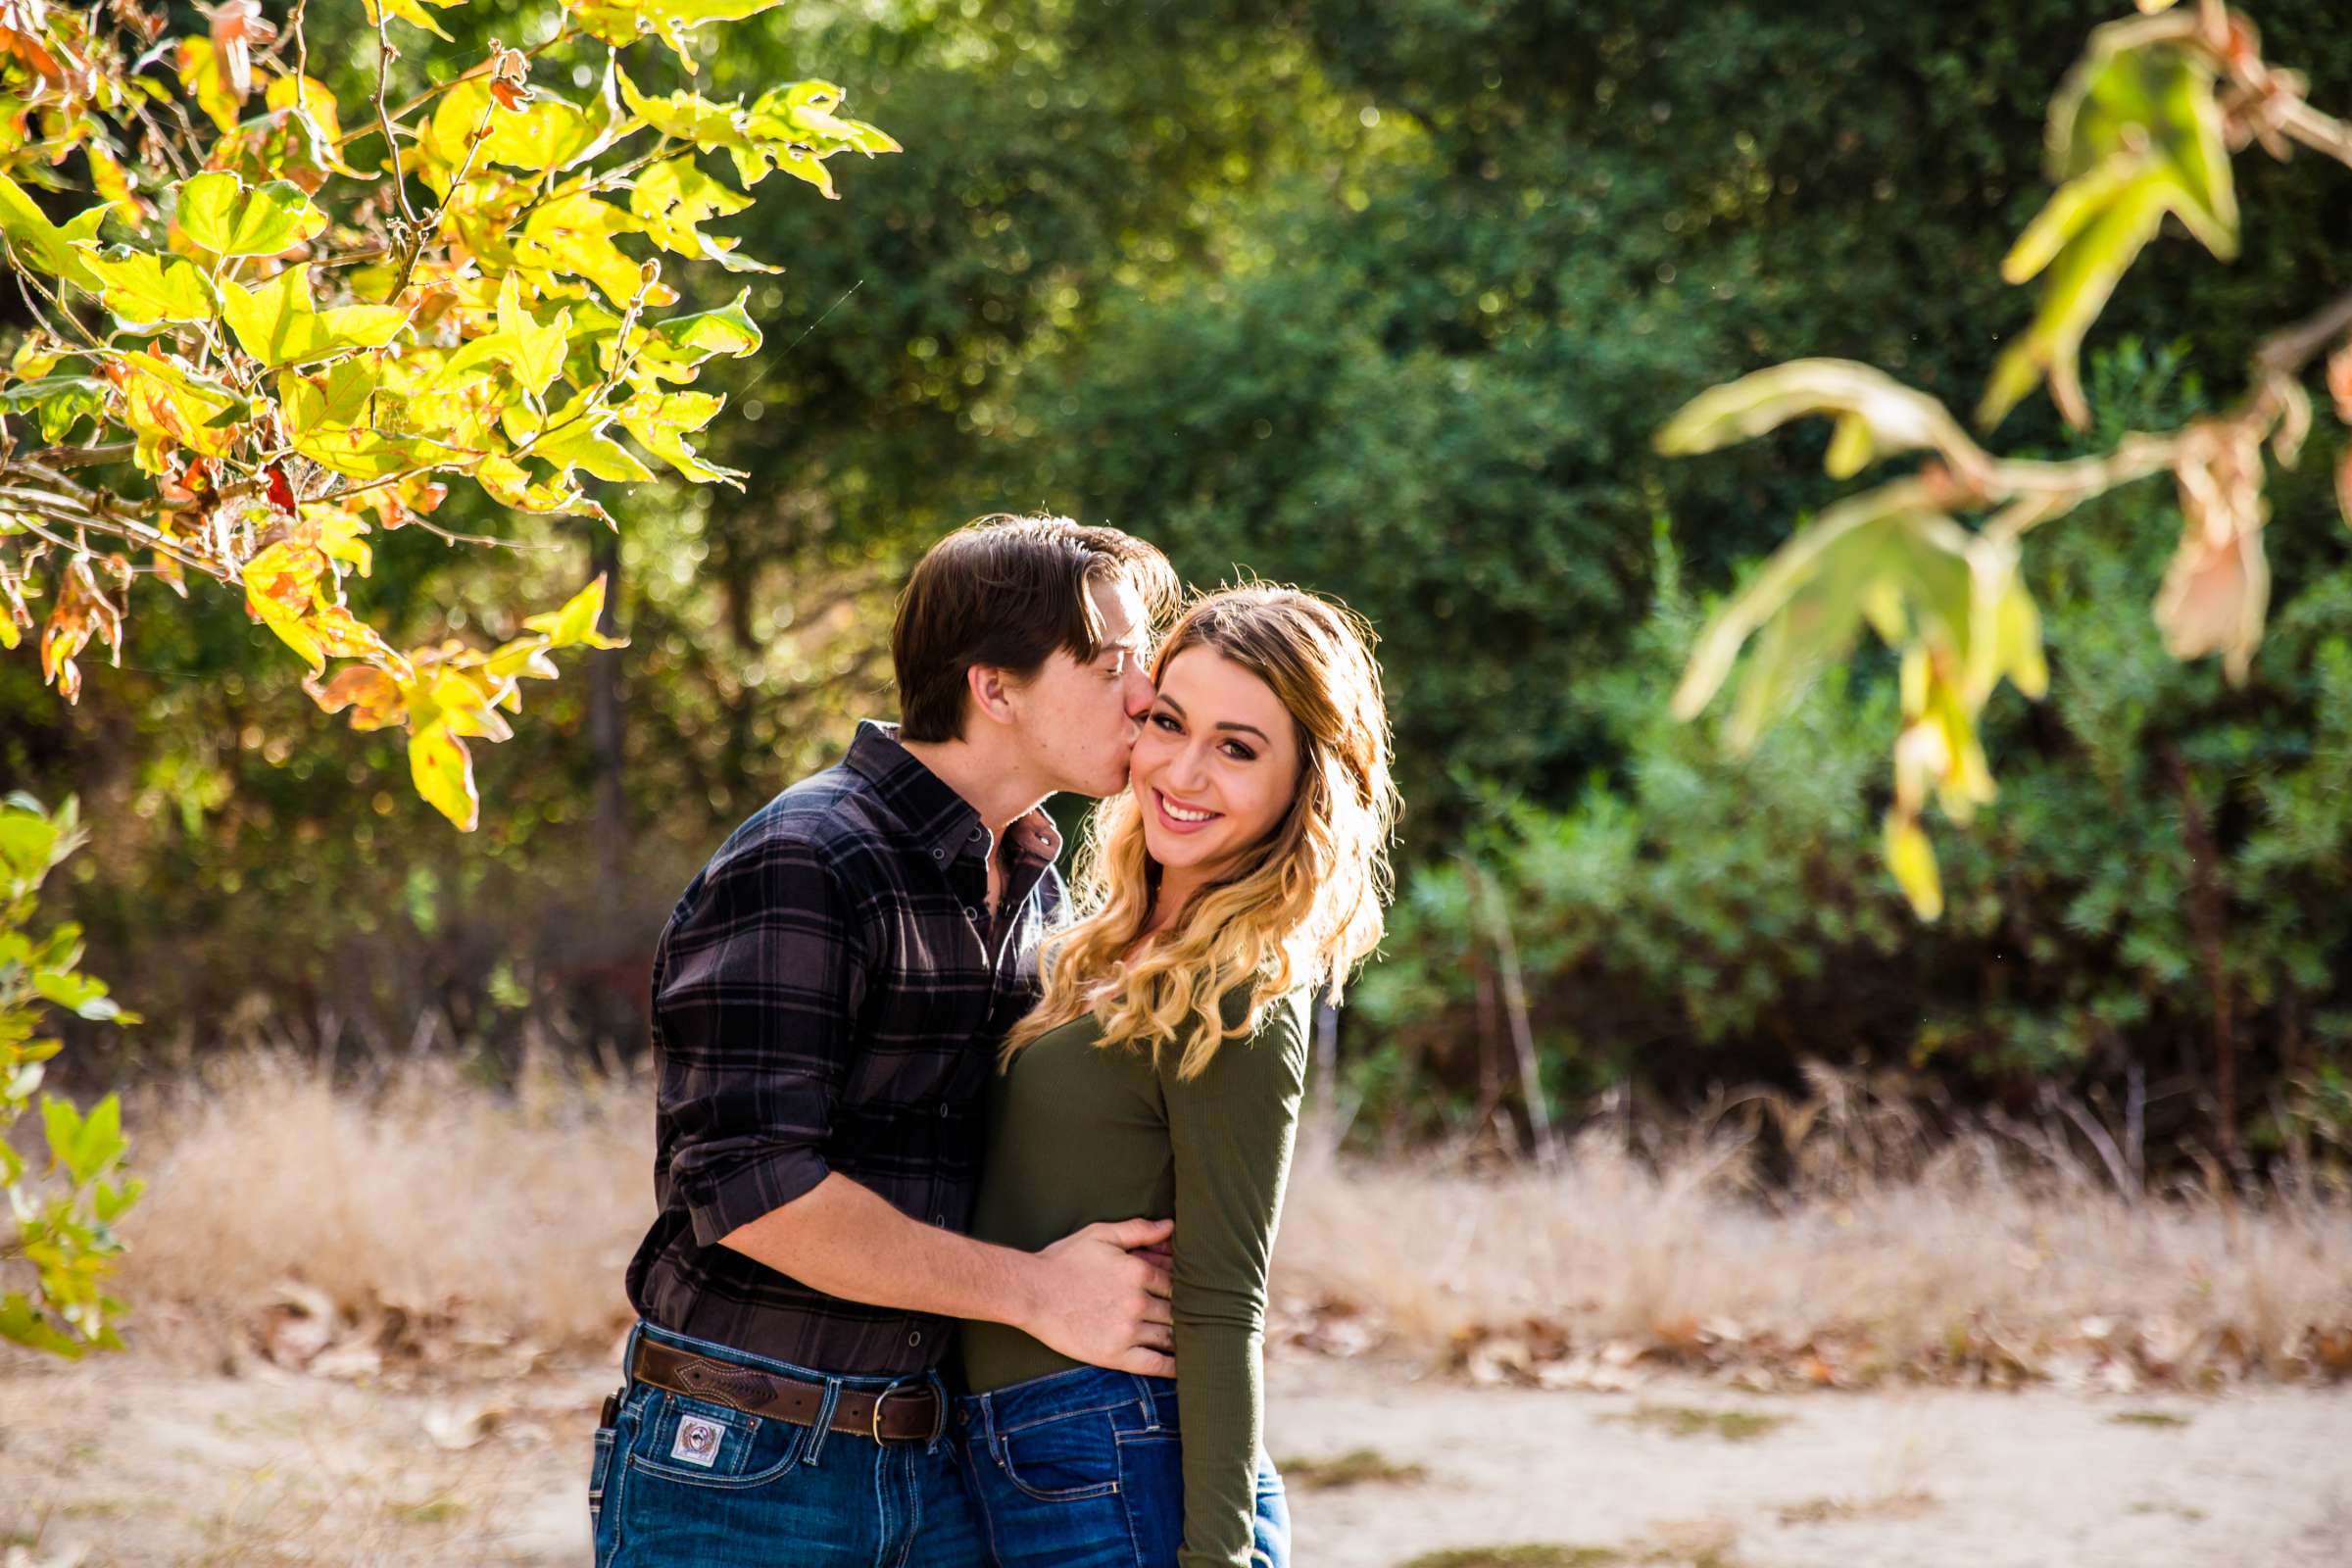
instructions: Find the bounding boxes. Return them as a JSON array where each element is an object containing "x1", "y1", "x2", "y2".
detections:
[
  {"x1": 119, "y1": 1050, "x2": 649, "y2": 1362},
  {"x1": 1273, "y1": 1123, "x2": 2352, "y2": 1386},
  {"x1": 105, "y1": 1051, "x2": 2352, "y2": 1388}
]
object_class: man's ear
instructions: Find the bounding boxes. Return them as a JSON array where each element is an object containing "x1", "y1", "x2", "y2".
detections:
[{"x1": 964, "y1": 662, "x2": 1019, "y2": 728}]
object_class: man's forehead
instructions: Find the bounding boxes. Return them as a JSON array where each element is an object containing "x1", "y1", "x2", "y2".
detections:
[{"x1": 1091, "y1": 577, "x2": 1150, "y2": 649}]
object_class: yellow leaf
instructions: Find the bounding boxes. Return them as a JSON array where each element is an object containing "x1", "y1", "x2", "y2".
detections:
[
  {"x1": 1883, "y1": 811, "x2": 1943, "y2": 922},
  {"x1": 521, "y1": 574, "x2": 626, "y2": 651},
  {"x1": 361, "y1": 0, "x2": 460, "y2": 41},
  {"x1": 408, "y1": 721, "x2": 477, "y2": 829}
]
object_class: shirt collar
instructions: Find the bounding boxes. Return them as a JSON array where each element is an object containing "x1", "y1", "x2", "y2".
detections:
[{"x1": 844, "y1": 718, "x2": 1065, "y2": 870}]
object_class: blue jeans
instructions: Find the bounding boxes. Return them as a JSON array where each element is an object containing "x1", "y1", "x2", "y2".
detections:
[
  {"x1": 592, "y1": 1320, "x2": 987, "y2": 1568},
  {"x1": 955, "y1": 1366, "x2": 1291, "y2": 1568}
]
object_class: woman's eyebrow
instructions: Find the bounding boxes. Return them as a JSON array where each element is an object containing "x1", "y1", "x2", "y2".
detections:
[{"x1": 1159, "y1": 693, "x2": 1269, "y2": 743}]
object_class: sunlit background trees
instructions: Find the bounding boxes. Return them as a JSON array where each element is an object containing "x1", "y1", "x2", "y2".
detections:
[{"x1": 9, "y1": 0, "x2": 2352, "y2": 1202}]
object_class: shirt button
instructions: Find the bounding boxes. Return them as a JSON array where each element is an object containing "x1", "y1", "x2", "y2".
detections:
[
  {"x1": 938, "y1": 1102, "x2": 952, "y2": 1118},
  {"x1": 964, "y1": 906, "x2": 980, "y2": 921},
  {"x1": 933, "y1": 1213, "x2": 947, "y2": 1226},
  {"x1": 930, "y1": 848, "x2": 945, "y2": 860},
  {"x1": 908, "y1": 1330, "x2": 923, "y2": 1348}
]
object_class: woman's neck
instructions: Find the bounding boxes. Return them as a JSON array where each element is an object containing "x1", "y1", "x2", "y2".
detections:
[{"x1": 1145, "y1": 868, "x2": 1208, "y2": 938}]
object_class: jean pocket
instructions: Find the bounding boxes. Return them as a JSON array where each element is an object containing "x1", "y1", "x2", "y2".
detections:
[
  {"x1": 996, "y1": 1407, "x2": 1121, "y2": 1502},
  {"x1": 623, "y1": 1391, "x2": 808, "y2": 1490}
]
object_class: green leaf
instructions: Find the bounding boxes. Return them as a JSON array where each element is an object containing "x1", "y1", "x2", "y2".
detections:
[
  {"x1": 278, "y1": 357, "x2": 384, "y2": 436},
  {"x1": 0, "y1": 803, "x2": 62, "y2": 884},
  {"x1": 0, "y1": 172, "x2": 106, "y2": 291},
  {"x1": 1673, "y1": 479, "x2": 1939, "y2": 729},
  {"x1": 177, "y1": 172, "x2": 327, "y2": 259},
  {"x1": 616, "y1": 389, "x2": 742, "y2": 485},
  {"x1": 514, "y1": 193, "x2": 646, "y2": 306},
  {"x1": 522, "y1": 574, "x2": 627, "y2": 651},
  {"x1": 0, "y1": 375, "x2": 103, "y2": 451},
  {"x1": 629, "y1": 157, "x2": 772, "y2": 271},
  {"x1": 220, "y1": 265, "x2": 412, "y2": 368},
  {"x1": 634, "y1": 289, "x2": 762, "y2": 377},
  {"x1": 573, "y1": 0, "x2": 787, "y2": 69},
  {"x1": 1654, "y1": 358, "x2": 1970, "y2": 474},
  {"x1": 438, "y1": 272, "x2": 570, "y2": 397},
  {"x1": 74, "y1": 1094, "x2": 126, "y2": 1179},
  {"x1": 511, "y1": 399, "x2": 655, "y2": 485},
  {"x1": 1979, "y1": 178, "x2": 2167, "y2": 431},
  {"x1": 0, "y1": 1291, "x2": 85, "y2": 1358},
  {"x1": 40, "y1": 1093, "x2": 83, "y2": 1174},
  {"x1": 77, "y1": 246, "x2": 220, "y2": 330},
  {"x1": 31, "y1": 967, "x2": 115, "y2": 1020},
  {"x1": 483, "y1": 95, "x2": 615, "y2": 174},
  {"x1": 92, "y1": 1176, "x2": 145, "y2": 1227},
  {"x1": 1984, "y1": 39, "x2": 2238, "y2": 431}
]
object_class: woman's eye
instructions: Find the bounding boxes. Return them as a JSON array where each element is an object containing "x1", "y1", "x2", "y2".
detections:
[
  {"x1": 1222, "y1": 742, "x2": 1256, "y2": 761},
  {"x1": 1151, "y1": 712, "x2": 1181, "y2": 732}
]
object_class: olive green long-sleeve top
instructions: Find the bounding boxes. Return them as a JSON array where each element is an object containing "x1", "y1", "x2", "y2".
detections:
[{"x1": 958, "y1": 987, "x2": 1309, "y2": 1568}]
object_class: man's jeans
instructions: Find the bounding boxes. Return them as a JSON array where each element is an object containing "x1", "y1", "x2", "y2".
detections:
[
  {"x1": 955, "y1": 1365, "x2": 1292, "y2": 1567},
  {"x1": 592, "y1": 1320, "x2": 986, "y2": 1568}
]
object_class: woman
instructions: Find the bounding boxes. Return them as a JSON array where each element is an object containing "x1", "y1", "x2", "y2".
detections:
[{"x1": 955, "y1": 585, "x2": 1400, "y2": 1567}]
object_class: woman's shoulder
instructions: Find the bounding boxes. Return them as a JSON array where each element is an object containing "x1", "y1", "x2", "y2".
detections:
[{"x1": 1177, "y1": 983, "x2": 1309, "y2": 1088}]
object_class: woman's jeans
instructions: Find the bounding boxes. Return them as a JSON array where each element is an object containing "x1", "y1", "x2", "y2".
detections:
[
  {"x1": 955, "y1": 1365, "x2": 1292, "y2": 1567},
  {"x1": 592, "y1": 1319, "x2": 986, "y2": 1568}
]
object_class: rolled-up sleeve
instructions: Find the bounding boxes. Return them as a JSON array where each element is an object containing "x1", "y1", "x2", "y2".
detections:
[{"x1": 652, "y1": 836, "x2": 868, "y2": 1247}]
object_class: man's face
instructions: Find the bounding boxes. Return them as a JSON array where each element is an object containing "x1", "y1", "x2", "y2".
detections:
[{"x1": 1004, "y1": 576, "x2": 1155, "y2": 799}]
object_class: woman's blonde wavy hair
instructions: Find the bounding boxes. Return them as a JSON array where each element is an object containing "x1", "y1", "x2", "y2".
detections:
[{"x1": 1003, "y1": 584, "x2": 1401, "y2": 1079}]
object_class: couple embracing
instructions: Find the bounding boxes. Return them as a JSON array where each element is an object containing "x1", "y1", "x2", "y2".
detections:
[{"x1": 592, "y1": 514, "x2": 1401, "y2": 1567}]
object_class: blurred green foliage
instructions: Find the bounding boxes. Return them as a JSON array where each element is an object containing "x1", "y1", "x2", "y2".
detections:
[
  {"x1": 5, "y1": 0, "x2": 2349, "y2": 1165},
  {"x1": 0, "y1": 795, "x2": 140, "y2": 1356}
]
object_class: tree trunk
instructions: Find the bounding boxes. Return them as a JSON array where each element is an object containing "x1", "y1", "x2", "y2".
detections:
[{"x1": 2163, "y1": 746, "x2": 2238, "y2": 1174}]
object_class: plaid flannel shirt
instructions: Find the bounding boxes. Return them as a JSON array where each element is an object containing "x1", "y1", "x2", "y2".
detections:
[{"x1": 625, "y1": 720, "x2": 1064, "y2": 1375}]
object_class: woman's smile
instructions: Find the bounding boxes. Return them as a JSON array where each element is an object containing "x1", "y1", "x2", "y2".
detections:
[{"x1": 1152, "y1": 789, "x2": 1222, "y2": 832}]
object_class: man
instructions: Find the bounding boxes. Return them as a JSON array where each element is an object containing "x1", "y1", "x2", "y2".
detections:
[{"x1": 594, "y1": 514, "x2": 1183, "y2": 1565}]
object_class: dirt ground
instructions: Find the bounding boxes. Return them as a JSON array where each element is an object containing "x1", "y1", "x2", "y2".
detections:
[{"x1": 2, "y1": 1348, "x2": 2348, "y2": 1568}]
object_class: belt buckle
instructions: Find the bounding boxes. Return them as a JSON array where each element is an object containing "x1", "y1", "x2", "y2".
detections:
[{"x1": 869, "y1": 1379, "x2": 942, "y2": 1446}]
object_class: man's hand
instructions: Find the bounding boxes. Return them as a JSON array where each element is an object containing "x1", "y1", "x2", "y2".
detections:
[{"x1": 1022, "y1": 1217, "x2": 1176, "y2": 1377}]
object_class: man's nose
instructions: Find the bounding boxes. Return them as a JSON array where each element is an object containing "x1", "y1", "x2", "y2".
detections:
[{"x1": 1124, "y1": 667, "x2": 1156, "y2": 720}]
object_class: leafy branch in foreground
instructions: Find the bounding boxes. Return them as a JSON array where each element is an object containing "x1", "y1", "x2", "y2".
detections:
[
  {"x1": 1656, "y1": 0, "x2": 2352, "y2": 918},
  {"x1": 0, "y1": 0, "x2": 898, "y2": 829},
  {"x1": 0, "y1": 795, "x2": 139, "y2": 1357}
]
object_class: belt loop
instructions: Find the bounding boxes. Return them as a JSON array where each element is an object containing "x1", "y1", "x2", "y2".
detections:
[
  {"x1": 922, "y1": 1370, "x2": 949, "y2": 1455},
  {"x1": 802, "y1": 1376, "x2": 845, "y2": 1468},
  {"x1": 620, "y1": 1320, "x2": 645, "y2": 1389},
  {"x1": 1128, "y1": 1373, "x2": 1161, "y2": 1433}
]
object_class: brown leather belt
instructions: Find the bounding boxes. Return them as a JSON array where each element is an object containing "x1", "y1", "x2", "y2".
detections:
[{"x1": 626, "y1": 1338, "x2": 946, "y2": 1445}]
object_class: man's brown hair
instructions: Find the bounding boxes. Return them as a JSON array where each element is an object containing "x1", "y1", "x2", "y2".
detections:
[{"x1": 892, "y1": 514, "x2": 1178, "y2": 743}]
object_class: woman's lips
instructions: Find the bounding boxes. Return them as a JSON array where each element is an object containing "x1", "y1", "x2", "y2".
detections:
[{"x1": 1152, "y1": 788, "x2": 1220, "y2": 835}]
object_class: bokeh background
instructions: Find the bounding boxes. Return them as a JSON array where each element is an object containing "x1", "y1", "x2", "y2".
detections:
[{"x1": 11, "y1": 0, "x2": 2352, "y2": 1174}]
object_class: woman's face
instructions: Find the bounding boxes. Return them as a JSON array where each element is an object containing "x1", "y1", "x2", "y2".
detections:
[{"x1": 1130, "y1": 645, "x2": 1301, "y2": 886}]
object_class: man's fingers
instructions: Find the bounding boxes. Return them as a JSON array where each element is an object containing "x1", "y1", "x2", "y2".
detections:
[
  {"x1": 1098, "y1": 1216, "x2": 1174, "y2": 1250},
  {"x1": 1137, "y1": 1296, "x2": 1173, "y2": 1329},
  {"x1": 1136, "y1": 1320, "x2": 1174, "y2": 1353},
  {"x1": 1122, "y1": 1348, "x2": 1177, "y2": 1378}
]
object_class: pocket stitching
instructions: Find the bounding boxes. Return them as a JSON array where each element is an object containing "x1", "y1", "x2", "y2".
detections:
[
  {"x1": 624, "y1": 1393, "x2": 803, "y2": 1491},
  {"x1": 996, "y1": 1412, "x2": 1121, "y2": 1503}
]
